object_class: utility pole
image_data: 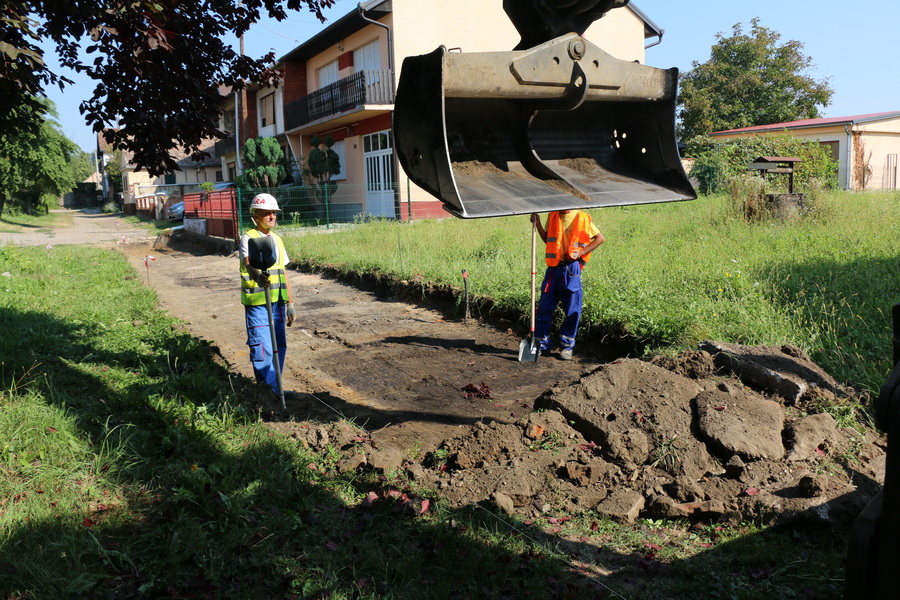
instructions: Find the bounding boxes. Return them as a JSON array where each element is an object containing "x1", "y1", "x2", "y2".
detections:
[{"x1": 235, "y1": 0, "x2": 244, "y2": 174}]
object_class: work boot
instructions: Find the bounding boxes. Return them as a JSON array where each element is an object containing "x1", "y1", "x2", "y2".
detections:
[{"x1": 560, "y1": 348, "x2": 573, "y2": 360}]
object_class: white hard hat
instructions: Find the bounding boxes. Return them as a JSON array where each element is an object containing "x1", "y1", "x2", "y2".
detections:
[{"x1": 250, "y1": 193, "x2": 280, "y2": 212}]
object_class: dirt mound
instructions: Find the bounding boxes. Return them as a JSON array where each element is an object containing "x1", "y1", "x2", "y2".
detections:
[{"x1": 292, "y1": 344, "x2": 885, "y2": 528}]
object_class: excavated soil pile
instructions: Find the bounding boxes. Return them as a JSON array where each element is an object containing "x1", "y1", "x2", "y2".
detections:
[{"x1": 291, "y1": 342, "x2": 884, "y2": 527}]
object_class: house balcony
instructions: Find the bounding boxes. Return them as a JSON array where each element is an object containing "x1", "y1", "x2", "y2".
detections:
[
  {"x1": 214, "y1": 134, "x2": 236, "y2": 157},
  {"x1": 285, "y1": 69, "x2": 394, "y2": 132}
]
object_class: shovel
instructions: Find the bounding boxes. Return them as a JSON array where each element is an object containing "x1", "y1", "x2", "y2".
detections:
[
  {"x1": 518, "y1": 220, "x2": 540, "y2": 362},
  {"x1": 247, "y1": 235, "x2": 286, "y2": 409}
]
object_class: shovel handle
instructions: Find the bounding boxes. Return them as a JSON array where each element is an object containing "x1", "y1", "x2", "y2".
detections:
[
  {"x1": 530, "y1": 220, "x2": 537, "y2": 333},
  {"x1": 262, "y1": 276, "x2": 286, "y2": 410}
]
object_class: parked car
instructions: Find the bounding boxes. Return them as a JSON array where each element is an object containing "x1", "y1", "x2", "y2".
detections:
[{"x1": 166, "y1": 201, "x2": 184, "y2": 220}]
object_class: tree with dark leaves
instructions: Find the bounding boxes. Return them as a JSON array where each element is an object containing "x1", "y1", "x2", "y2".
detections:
[{"x1": 1, "y1": 0, "x2": 334, "y2": 176}]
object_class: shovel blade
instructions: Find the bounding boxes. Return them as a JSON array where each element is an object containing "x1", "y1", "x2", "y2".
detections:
[{"x1": 518, "y1": 337, "x2": 540, "y2": 362}]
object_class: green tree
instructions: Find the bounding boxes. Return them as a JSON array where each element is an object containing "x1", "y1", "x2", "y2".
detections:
[
  {"x1": 1, "y1": 0, "x2": 333, "y2": 175},
  {"x1": 0, "y1": 100, "x2": 88, "y2": 215},
  {"x1": 104, "y1": 149, "x2": 124, "y2": 196},
  {"x1": 307, "y1": 135, "x2": 341, "y2": 185},
  {"x1": 69, "y1": 150, "x2": 93, "y2": 185},
  {"x1": 238, "y1": 137, "x2": 290, "y2": 188},
  {"x1": 677, "y1": 19, "x2": 833, "y2": 142}
]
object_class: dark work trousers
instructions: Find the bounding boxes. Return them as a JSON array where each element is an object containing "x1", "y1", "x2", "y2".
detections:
[
  {"x1": 245, "y1": 302, "x2": 287, "y2": 394},
  {"x1": 534, "y1": 261, "x2": 583, "y2": 351}
]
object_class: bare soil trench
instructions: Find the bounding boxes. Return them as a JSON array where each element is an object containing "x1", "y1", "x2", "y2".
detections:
[
  {"x1": 125, "y1": 229, "x2": 884, "y2": 533},
  {"x1": 122, "y1": 230, "x2": 601, "y2": 454},
  {"x1": 12, "y1": 211, "x2": 886, "y2": 536}
]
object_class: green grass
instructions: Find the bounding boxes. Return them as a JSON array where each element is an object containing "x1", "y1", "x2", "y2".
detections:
[
  {"x1": 0, "y1": 210, "x2": 73, "y2": 233},
  {"x1": 285, "y1": 191, "x2": 900, "y2": 393}
]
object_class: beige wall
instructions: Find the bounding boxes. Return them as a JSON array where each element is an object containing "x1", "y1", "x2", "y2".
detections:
[
  {"x1": 342, "y1": 135, "x2": 363, "y2": 188},
  {"x1": 121, "y1": 160, "x2": 161, "y2": 206},
  {"x1": 175, "y1": 166, "x2": 221, "y2": 185},
  {"x1": 391, "y1": 1, "x2": 645, "y2": 64},
  {"x1": 306, "y1": 22, "x2": 392, "y2": 90},
  {"x1": 585, "y1": 6, "x2": 648, "y2": 62}
]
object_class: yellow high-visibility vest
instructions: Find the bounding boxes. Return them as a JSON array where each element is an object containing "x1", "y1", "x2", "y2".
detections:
[{"x1": 240, "y1": 229, "x2": 289, "y2": 305}]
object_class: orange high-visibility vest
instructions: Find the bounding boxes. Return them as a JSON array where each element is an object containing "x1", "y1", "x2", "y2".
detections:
[{"x1": 544, "y1": 211, "x2": 594, "y2": 267}]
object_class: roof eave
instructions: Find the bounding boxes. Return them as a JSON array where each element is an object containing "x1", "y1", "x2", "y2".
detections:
[
  {"x1": 626, "y1": 2, "x2": 663, "y2": 40},
  {"x1": 712, "y1": 111, "x2": 900, "y2": 136},
  {"x1": 276, "y1": 0, "x2": 392, "y2": 65}
]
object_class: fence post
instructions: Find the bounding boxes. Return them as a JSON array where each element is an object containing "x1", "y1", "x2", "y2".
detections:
[
  {"x1": 407, "y1": 178, "x2": 412, "y2": 221},
  {"x1": 236, "y1": 187, "x2": 241, "y2": 234},
  {"x1": 237, "y1": 187, "x2": 245, "y2": 234},
  {"x1": 325, "y1": 185, "x2": 331, "y2": 229}
]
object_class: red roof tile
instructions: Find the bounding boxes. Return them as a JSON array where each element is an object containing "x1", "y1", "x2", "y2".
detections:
[{"x1": 712, "y1": 111, "x2": 900, "y2": 135}]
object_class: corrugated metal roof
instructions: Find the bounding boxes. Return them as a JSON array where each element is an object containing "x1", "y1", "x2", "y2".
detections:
[{"x1": 712, "y1": 111, "x2": 900, "y2": 135}]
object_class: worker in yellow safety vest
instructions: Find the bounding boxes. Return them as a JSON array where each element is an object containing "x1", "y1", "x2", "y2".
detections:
[
  {"x1": 529, "y1": 210, "x2": 605, "y2": 360},
  {"x1": 240, "y1": 193, "x2": 296, "y2": 394}
]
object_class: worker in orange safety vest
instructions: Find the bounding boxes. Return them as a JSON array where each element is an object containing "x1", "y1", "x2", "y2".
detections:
[{"x1": 529, "y1": 210, "x2": 605, "y2": 360}]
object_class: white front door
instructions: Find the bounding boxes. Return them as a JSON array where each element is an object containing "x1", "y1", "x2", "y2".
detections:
[{"x1": 363, "y1": 130, "x2": 395, "y2": 218}]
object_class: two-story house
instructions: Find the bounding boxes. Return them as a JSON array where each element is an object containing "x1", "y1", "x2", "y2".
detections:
[
  {"x1": 220, "y1": 0, "x2": 664, "y2": 220},
  {"x1": 99, "y1": 130, "x2": 226, "y2": 216}
]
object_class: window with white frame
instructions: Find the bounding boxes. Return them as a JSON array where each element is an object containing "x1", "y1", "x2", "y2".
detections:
[
  {"x1": 260, "y1": 93, "x2": 276, "y2": 128},
  {"x1": 222, "y1": 109, "x2": 235, "y2": 134},
  {"x1": 353, "y1": 40, "x2": 380, "y2": 73},
  {"x1": 317, "y1": 61, "x2": 339, "y2": 88}
]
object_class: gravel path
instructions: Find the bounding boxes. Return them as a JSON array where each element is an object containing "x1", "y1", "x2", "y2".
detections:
[{"x1": 0, "y1": 207, "x2": 160, "y2": 247}]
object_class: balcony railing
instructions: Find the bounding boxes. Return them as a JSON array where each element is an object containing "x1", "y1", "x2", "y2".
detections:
[
  {"x1": 214, "y1": 134, "x2": 235, "y2": 157},
  {"x1": 285, "y1": 69, "x2": 394, "y2": 130}
]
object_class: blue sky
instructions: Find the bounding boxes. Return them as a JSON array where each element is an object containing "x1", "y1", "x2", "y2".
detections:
[{"x1": 44, "y1": 0, "x2": 900, "y2": 153}]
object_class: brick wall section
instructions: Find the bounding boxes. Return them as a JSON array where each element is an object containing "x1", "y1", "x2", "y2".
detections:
[
  {"x1": 243, "y1": 90, "x2": 259, "y2": 140},
  {"x1": 281, "y1": 62, "x2": 308, "y2": 104},
  {"x1": 357, "y1": 113, "x2": 392, "y2": 137}
]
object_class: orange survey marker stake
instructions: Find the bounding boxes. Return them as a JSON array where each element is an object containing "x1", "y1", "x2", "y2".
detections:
[{"x1": 144, "y1": 255, "x2": 155, "y2": 284}]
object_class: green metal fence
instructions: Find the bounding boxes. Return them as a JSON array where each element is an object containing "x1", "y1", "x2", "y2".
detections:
[{"x1": 236, "y1": 184, "x2": 389, "y2": 233}]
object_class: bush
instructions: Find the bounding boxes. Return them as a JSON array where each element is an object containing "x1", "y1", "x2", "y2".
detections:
[{"x1": 687, "y1": 134, "x2": 839, "y2": 195}]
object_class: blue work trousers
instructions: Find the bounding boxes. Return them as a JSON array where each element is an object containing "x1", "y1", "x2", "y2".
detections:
[
  {"x1": 245, "y1": 302, "x2": 287, "y2": 394},
  {"x1": 534, "y1": 262, "x2": 583, "y2": 351}
]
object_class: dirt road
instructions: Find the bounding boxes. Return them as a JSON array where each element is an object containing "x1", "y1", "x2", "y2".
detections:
[
  {"x1": 10, "y1": 210, "x2": 593, "y2": 453},
  {"x1": 7, "y1": 206, "x2": 600, "y2": 451},
  {"x1": 0, "y1": 208, "x2": 159, "y2": 247},
  {"x1": 123, "y1": 233, "x2": 600, "y2": 452}
]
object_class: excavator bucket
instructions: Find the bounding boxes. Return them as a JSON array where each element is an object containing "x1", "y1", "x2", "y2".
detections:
[{"x1": 394, "y1": 34, "x2": 696, "y2": 219}]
